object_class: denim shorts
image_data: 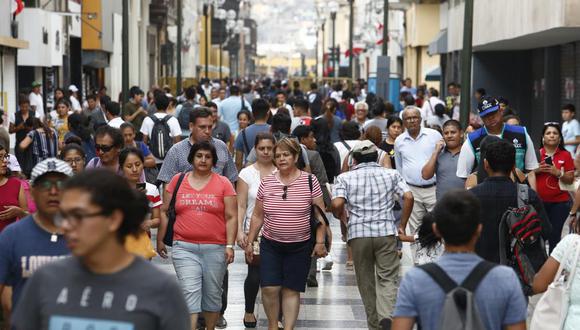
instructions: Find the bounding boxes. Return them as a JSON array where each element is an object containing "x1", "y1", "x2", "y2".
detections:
[
  {"x1": 172, "y1": 240, "x2": 227, "y2": 313},
  {"x1": 260, "y1": 238, "x2": 312, "y2": 292}
]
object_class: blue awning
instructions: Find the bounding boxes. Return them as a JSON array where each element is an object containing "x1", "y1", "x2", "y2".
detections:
[
  {"x1": 425, "y1": 67, "x2": 441, "y2": 81},
  {"x1": 428, "y1": 29, "x2": 447, "y2": 55}
]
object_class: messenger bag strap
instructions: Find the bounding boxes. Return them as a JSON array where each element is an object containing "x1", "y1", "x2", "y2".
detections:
[{"x1": 169, "y1": 172, "x2": 187, "y2": 211}]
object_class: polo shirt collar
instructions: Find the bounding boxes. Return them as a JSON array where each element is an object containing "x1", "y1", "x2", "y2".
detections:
[{"x1": 404, "y1": 127, "x2": 427, "y2": 141}]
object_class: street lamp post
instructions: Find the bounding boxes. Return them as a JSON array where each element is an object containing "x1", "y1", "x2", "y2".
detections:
[
  {"x1": 176, "y1": 0, "x2": 182, "y2": 94},
  {"x1": 460, "y1": 0, "x2": 474, "y2": 130},
  {"x1": 382, "y1": 0, "x2": 388, "y2": 56},
  {"x1": 348, "y1": 0, "x2": 354, "y2": 80},
  {"x1": 203, "y1": 3, "x2": 210, "y2": 79},
  {"x1": 329, "y1": 1, "x2": 338, "y2": 79},
  {"x1": 321, "y1": 22, "x2": 325, "y2": 77}
]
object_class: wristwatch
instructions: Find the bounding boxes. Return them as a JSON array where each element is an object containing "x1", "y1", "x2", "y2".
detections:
[{"x1": 226, "y1": 244, "x2": 234, "y2": 249}]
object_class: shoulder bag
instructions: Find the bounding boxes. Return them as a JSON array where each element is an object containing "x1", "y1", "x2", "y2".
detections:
[
  {"x1": 308, "y1": 175, "x2": 330, "y2": 250},
  {"x1": 162, "y1": 172, "x2": 187, "y2": 246},
  {"x1": 530, "y1": 234, "x2": 580, "y2": 330}
]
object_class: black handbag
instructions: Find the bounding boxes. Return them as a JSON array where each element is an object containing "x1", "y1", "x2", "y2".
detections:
[
  {"x1": 163, "y1": 172, "x2": 187, "y2": 246},
  {"x1": 308, "y1": 175, "x2": 330, "y2": 249}
]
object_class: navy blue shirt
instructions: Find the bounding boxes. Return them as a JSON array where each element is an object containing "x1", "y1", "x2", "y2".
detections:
[{"x1": 0, "y1": 216, "x2": 69, "y2": 307}]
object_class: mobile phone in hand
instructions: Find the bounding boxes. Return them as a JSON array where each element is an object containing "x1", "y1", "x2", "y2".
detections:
[
  {"x1": 136, "y1": 183, "x2": 146, "y2": 190},
  {"x1": 544, "y1": 156, "x2": 553, "y2": 166}
]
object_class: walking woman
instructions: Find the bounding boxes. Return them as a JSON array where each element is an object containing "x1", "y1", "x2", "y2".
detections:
[
  {"x1": 59, "y1": 142, "x2": 86, "y2": 174},
  {"x1": 533, "y1": 122, "x2": 575, "y2": 251},
  {"x1": 236, "y1": 132, "x2": 276, "y2": 328},
  {"x1": 157, "y1": 141, "x2": 237, "y2": 330},
  {"x1": 245, "y1": 137, "x2": 328, "y2": 330},
  {"x1": 379, "y1": 116, "x2": 404, "y2": 169},
  {"x1": 320, "y1": 98, "x2": 343, "y2": 144},
  {"x1": 120, "y1": 147, "x2": 161, "y2": 260},
  {"x1": 9, "y1": 99, "x2": 36, "y2": 177},
  {"x1": 0, "y1": 144, "x2": 28, "y2": 232},
  {"x1": 19, "y1": 118, "x2": 58, "y2": 166}
]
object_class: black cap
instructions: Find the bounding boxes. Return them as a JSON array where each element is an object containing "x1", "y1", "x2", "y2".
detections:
[{"x1": 477, "y1": 96, "x2": 500, "y2": 117}]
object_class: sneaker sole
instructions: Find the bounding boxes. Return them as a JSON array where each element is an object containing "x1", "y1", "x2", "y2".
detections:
[{"x1": 322, "y1": 261, "x2": 334, "y2": 270}]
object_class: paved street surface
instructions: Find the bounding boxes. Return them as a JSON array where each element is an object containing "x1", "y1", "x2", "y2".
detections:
[{"x1": 152, "y1": 217, "x2": 413, "y2": 330}]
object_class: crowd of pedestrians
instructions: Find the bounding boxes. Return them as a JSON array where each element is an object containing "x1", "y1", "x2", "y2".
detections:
[{"x1": 1, "y1": 76, "x2": 580, "y2": 330}]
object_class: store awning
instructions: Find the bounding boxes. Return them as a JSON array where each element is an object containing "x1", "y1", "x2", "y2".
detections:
[
  {"x1": 82, "y1": 50, "x2": 109, "y2": 68},
  {"x1": 428, "y1": 29, "x2": 447, "y2": 55},
  {"x1": 425, "y1": 67, "x2": 441, "y2": 82},
  {"x1": 0, "y1": 35, "x2": 28, "y2": 49}
]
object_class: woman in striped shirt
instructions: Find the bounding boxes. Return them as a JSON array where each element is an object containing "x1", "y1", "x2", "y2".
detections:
[{"x1": 245, "y1": 137, "x2": 328, "y2": 330}]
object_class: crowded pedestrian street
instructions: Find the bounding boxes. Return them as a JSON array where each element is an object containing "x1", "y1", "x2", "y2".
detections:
[{"x1": 3, "y1": 0, "x2": 580, "y2": 330}]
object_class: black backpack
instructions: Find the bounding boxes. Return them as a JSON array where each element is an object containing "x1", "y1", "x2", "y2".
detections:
[
  {"x1": 149, "y1": 115, "x2": 173, "y2": 160},
  {"x1": 308, "y1": 91, "x2": 323, "y2": 118},
  {"x1": 178, "y1": 101, "x2": 194, "y2": 130},
  {"x1": 499, "y1": 184, "x2": 548, "y2": 296},
  {"x1": 419, "y1": 261, "x2": 496, "y2": 330}
]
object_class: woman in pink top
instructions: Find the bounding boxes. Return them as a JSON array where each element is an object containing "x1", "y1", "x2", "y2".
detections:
[
  {"x1": 245, "y1": 137, "x2": 328, "y2": 330},
  {"x1": 0, "y1": 144, "x2": 28, "y2": 232},
  {"x1": 157, "y1": 141, "x2": 237, "y2": 330}
]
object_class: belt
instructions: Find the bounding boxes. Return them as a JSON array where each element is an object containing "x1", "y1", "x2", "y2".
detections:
[{"x1": 407, "y1": 183, "x2": 436, "y2": 189}]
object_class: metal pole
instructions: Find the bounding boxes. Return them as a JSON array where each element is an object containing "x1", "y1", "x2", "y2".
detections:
[
  {"x1": 315, "y1": 27, "x2": 319, "y2": 78},
  {"x1": 219, "y1": 42, "x2": 223, "y2": 80},
  {"x1": 204, "y1": 6, "x2": 209, "y2": 79},
  {"x1": 382, "y1": 0, "x2": 388, "y2": 56},
  {"x1": 176, "y1": 0, "x2": 182, "y2": 94},
  {"x1": 122, "y1": 0, "x2": 129, "y2": 105},
  {"x1": 321, "y1": 22, "x2": 325, "y2": 77},
  {"x1": 331, "y1": 13, "x2": 336, "y2": 78},
  {"x1": 459, "y1": 0, "x2": 474, "y2": 130},
  {"x1": 349, "y1": 0, "x2": 354, "y2": 79}
]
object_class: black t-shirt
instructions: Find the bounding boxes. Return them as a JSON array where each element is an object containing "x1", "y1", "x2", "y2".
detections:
[
  {"x1": 379, "y1": 141, "x2": 396, "y2": 169},
  {"x1": 12, "y1": 257, "x2": 190, "y2": 330}
]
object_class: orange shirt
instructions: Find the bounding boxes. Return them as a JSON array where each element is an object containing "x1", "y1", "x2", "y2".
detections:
[{"x1": 167, "y1": 173, "x2": 236, "y2": 244}]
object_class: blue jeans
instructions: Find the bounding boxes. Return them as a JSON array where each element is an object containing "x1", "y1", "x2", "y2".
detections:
[
  {"x1": 544, "y1": 201, "x2": 571, "y2": 252},
  {"x1": 172, "y1": 241, "x2": 227, "y2": 313}
]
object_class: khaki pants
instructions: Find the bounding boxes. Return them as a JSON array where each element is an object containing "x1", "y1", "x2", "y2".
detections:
[
  {"x1": 407, "y1": 185, "x2": 436, "y2": 264},
  {"x1": 350, "y1": 236, "x2": 399, "y2": 330}
]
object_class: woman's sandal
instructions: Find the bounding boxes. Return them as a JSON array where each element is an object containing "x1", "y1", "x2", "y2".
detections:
[
  {"x1": 345, "y1": 260, "x2": 354, "y2": 271},
  {"x1": 243, "y1": 314, "x2": 257, "y2": 328}
]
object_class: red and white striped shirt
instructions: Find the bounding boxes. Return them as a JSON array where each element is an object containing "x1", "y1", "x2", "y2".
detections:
[{"x1": 257, "y1": 171, "x2": 323, "y2": 243}]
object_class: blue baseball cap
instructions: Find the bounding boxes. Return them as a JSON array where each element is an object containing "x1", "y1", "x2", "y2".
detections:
[{"x1": 477, "y1": 96, "x2": 500, "y2": 117}]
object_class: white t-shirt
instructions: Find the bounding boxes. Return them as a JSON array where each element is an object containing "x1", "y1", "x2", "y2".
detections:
[
  {"x1": 107, "y1": 117, "x2": 125, "y2": 129},
  {"x1": 140, "y1": 113, "x2": 182, "y2": 139},
  {"x1": 28, "y1": 92, "x2": 45, "y2": 120},
  {"x1": 69, "y1": 96, "x2": 82, "y2": 112},
  {"x1": 238, "y1": 165, "x2": 266, "y2": 233},
  {"x1": 455, "y1": 129, "x2": 539, "y2": 178},
  {"x1": 562, "y1": 119, "x2": 580, "y2": 155},
  {"x1": 140, "y1": 113, "x2": 182, "y2": 164},
  {"x1": 145, "y1": 182, "x2": 162, "y2": 209},
  {"x1": 334, "y1": 140, "x2": 361, "y2": 169}
]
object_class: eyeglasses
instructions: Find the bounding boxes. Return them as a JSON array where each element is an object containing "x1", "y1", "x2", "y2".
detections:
[
  {"x1": 282, "y1": 186, "x2": 288, "y2": 200},
  {"x1": 34, "y1": 179, "x2": 65, "y2": 191},
  {"x1": 64, "y1": 157, "x2": 84, "y2": 165},
  {"x1": 95, "y1": 144, "x2": 115, "y2": 153},
  {"x1": 54, "y1": 210, "x2": 108, "y2": 228},
  {"x1": 0, "y1": 154, "x2": 9, "y2": 162},
  {"x1": 404, "y1": 116, "x2": 420, "y2": 122},
  {"x1": 544, "y1": 122, "x2": 560, "y2": 126}
]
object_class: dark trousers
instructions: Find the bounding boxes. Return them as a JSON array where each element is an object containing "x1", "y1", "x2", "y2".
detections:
[
  {"x1": 244, "y1": 264, "x2": 260, "y2": 313},
  {"x1": 544, "y1": 200, "x2": 571, "y2": 252}
]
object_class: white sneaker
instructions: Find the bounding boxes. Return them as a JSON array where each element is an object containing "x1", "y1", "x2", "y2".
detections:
[
  {"x1": 321, "y1": 255, "x2": 334, "y2": 271},
  {"x1": 316, "y1": 258, "x2": 323, "y2": 272}
]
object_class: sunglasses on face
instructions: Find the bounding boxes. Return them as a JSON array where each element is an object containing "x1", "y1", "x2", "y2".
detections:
[
  {"x1": 282, "y1": 186, "x2": 288, "y2": 200},
  {"x1": 34, "y1": 179, "x2": 65, "y2": 191},
  {"x1": 95, "y1": 144, "x2": 115, "y2": 152}
]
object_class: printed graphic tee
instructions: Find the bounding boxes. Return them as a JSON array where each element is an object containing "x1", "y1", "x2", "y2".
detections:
[{"x1": 12, "y1": 257, "x2": 190, "y2": 330}]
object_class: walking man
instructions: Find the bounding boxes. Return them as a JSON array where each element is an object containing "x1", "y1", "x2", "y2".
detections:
[
  {"x1": 394, "y1": 108, "x2": 441, "y2": 249},
  {"x1": 332, "y1": 140, "x2": 413, "y2": 330}
]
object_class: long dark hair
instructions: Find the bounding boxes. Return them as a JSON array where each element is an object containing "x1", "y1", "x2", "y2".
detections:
[
  {"x1": 31, "y1": 117, "x2": 54, "y2": 139},
  {"x1": 540, "y1": 123, "x2": 565, "y2": 151},
  {"x1": 68, "y1": 113, "x2": 92, "y2": 141},
  {"x1": 417, "y1": 212, "x2": 441, "y2": 250},
  {"x1": 323, "y1": 98, "x2": 338, "y2": 128}
]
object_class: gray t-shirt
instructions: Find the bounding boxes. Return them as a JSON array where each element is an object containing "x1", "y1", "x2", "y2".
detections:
[
  {"x1": 12, "y1": 257, "x2": 190, "y2": 330},
  {"x1": 212, "y1": 120, "x2": 232, "y2": 144},
  {"x1": 435, "y1": 149, "x2": 466, "y2": 200},
  {"x1": 394, "y1": 253, "x2": 527, "y2": 330}
]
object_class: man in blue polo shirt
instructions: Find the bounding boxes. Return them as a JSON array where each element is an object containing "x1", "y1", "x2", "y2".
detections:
[
  {"x1": 392, "y1": 190, "x2": 527, "y2": 330},
  {"x1": 456, "y1": 95, "x2": 538, "y2": 178},
  {"x1": 0, "y1": 159, "x2": 72, "y2": 312}
]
